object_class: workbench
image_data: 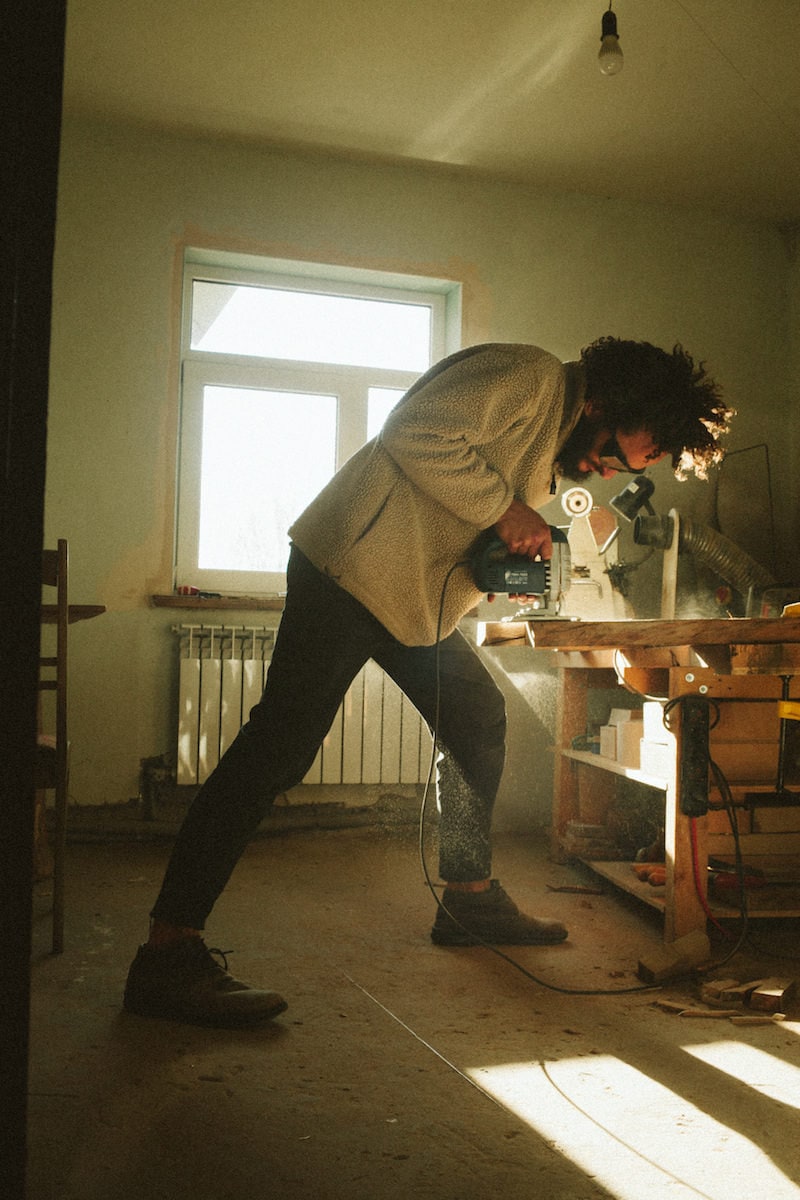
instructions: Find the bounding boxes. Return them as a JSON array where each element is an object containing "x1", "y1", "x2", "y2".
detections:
[{"x1": 483, "y1": 617, "x2": 800, "y2": 944}]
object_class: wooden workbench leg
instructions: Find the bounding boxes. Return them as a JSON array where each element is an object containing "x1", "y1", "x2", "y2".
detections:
[{"x1": 664, "y1": 730, "x2": 708, "y2": 943}]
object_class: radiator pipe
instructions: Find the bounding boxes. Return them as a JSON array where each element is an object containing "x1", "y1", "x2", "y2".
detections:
[{"x1": 633, "y1": 514, "x2": 777, "y2": 597}]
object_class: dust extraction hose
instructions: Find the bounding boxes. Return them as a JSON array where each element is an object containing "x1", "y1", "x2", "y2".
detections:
[{"x1": 633, "y1": 514, "x2": 777, "y2": 596}]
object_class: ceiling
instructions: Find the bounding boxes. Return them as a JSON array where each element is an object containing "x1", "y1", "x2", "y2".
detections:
[{"x1": 63, "y1": 1, "x2": 800, "y2": 224}]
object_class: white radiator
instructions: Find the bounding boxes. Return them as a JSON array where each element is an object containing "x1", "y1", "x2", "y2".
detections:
[{"x1": 175, "y1": 624, "x2": 432, "y2": 788}]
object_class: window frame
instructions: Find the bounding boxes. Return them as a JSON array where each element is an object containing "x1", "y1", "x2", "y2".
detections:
[{"x1": 175, "y1": 253, "x2": 460, "y2": 595}]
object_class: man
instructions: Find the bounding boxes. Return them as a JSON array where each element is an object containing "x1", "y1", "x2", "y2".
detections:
[{"x1": 124, "y1": 336, "x2": 732, "y2": 1027}]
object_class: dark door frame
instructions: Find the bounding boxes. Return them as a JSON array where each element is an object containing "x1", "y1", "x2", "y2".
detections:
[{"x1": 0, "y1": 5, "x2": 67, "y2": 1195}]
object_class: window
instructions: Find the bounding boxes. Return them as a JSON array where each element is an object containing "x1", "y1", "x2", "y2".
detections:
[{"x1": 176, "y1": 252, "x2": 460, "y2": 594}]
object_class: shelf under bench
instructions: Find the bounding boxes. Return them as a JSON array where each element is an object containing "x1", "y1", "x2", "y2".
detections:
[{"x1": 584, "y1": 859, "x2": 800, "y2": 919}]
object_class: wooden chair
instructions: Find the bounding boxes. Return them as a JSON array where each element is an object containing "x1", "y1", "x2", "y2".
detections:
[{"x1": 36, "y1": 539, "x2": 69, "y2": 953}]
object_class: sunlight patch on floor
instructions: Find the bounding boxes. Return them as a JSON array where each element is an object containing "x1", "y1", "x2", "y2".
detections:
[
  {"x1": 683, "y1": 1036, "x2": 800, "y2": 1110},
  {"x1": 468, "y1": 1055, "x2": 800, "y2": 1200}
]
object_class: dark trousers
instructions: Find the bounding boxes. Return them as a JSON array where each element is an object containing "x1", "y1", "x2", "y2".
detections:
[{"x1": 152, "y1": 547, "x2": 507, "y2": 928}]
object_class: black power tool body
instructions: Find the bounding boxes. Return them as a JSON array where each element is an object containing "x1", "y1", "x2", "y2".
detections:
[{"x1": 469, "y1": 527, "x2": 571, "y2": 610}]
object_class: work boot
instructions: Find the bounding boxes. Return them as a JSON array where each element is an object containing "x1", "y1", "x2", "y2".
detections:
[
  {"x1": 431, "y1": 880, "x2": 568, "y2": 946},
  {"x1": 123, "y1": 938, "x2": 288, "y2": 1027}
]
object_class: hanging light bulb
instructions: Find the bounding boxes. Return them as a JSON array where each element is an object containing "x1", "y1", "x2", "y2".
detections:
[{"x1": 598, "y1": 4, "x2": 623, "y2": 76}]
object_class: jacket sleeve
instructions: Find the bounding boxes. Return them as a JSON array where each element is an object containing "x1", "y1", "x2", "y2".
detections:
[{"x1": 379, "y1": 345, "x2": 553, "y2": 529}]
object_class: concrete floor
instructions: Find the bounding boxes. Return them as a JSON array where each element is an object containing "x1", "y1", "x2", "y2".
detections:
[{"x1": 27, "y1": 822, "x2": 800, "y2": 1199}]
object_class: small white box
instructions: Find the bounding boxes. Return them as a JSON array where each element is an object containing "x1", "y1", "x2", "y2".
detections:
[
  {"x1": 617, "y1": 721, "x2": 644, "y2": 769},
  {"x1": 610, "y1": 708, "x2": 642, "y2": 726},
  {"x1": 599, "y1": 725, "x2": 617, "y2": 759}
]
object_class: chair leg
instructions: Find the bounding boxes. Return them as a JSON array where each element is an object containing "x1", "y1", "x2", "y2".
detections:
[
  {"x1": 52, "y1": 774, "x2": 67, "y2": 954},
  {"x1": 33, "y1": 787, "x2": 54, "y2": 882}
]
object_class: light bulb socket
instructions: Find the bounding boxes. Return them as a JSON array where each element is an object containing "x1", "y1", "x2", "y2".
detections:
[{"x1": 601, "y1": 9, "x2": 619, "y2": 40}]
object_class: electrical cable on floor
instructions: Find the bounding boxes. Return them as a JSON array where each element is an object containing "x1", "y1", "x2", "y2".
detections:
[
  {"x1": 342, "y1": 972, "x2": 507, "y2": 1110},
  {"x1": 419, "y1": 562, "x2": 659, "y2": 997}
]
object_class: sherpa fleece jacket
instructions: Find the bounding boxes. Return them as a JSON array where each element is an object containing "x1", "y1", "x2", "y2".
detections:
[{"x1": 289, "y1": 343, "x2": 586, "y2": 646}]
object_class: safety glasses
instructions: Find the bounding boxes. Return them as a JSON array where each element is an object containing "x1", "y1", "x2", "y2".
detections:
[{"x1": 598, "y1": 433, "x2": 637, "y2": 473}]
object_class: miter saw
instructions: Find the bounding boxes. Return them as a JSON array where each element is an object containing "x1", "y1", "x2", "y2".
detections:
[{"x1": 471, "y1": 486, "x2": 633, "y2": 621}]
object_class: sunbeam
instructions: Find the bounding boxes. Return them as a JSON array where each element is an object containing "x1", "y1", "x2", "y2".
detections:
[{"x1": 469, "y1": 1055, "x2": 800, "y2": 1199}]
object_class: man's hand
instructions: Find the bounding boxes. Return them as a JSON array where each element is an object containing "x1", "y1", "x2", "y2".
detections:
[
  {"x1": 486, "y1": 499, "x2": 553, "y2": 603},
  {"x1": 494, "y1": 498, "x2": 553, "y2": 559}
]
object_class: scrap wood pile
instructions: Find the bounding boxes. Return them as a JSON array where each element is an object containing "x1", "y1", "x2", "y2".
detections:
[{"x1": 653, "y1": 976, "x2": 795, "y2": 1024}]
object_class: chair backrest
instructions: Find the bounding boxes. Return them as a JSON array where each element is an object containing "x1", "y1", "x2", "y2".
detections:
[{"x1": 40, "y1": 539, "x2": 69, "y2": 761}]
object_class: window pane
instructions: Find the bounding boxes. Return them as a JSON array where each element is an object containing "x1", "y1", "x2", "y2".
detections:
[
  {"x1": 192, "y1": 281, "x2": 431, "y2": 371},
  {"x1": 198, "y1": 386, "x2": 336, "y2": 573},
  {"x1": 368, "y1": 387, "x2": 405, "y2": 440}
]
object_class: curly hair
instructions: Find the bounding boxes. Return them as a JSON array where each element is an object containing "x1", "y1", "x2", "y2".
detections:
[{"x1": 580, "y1": 337, "x2": 734, "y2": 478}]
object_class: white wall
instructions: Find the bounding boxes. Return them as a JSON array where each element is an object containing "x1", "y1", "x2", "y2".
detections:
[{"x1": 48, "y1": 115, "x2": 795, "y2": 820}]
